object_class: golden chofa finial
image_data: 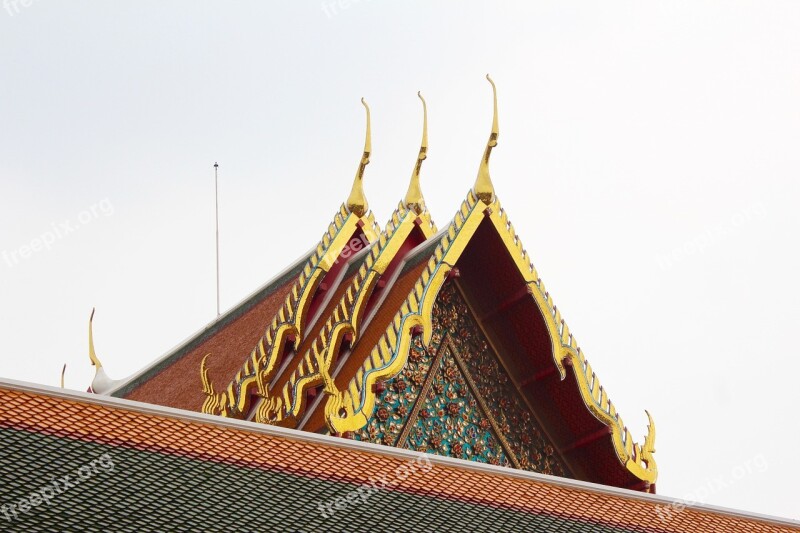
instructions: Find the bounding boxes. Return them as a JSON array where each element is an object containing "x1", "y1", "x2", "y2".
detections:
[
  {"x1": 88, "y1": 308, "x2": 102, "y2": 369},
  {"x1": 346, "y1": 98, "x2": 371, "y2": 217},
  {"x1": 60, "y1": 364, "x2": 66, "y2": 389},
  {"x1": 404, "y1": 91, "x2": 428, "y2": 214},
  {"x1": 473, "y1": 74, "x2": 499, "y2": 204},
  {"x1": 88, "y1": 308, "x2": 120, "y2": 394}
]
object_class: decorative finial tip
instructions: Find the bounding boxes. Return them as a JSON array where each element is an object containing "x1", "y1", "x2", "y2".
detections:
[
  {"x1": 417, "y1": 91, "x2": 427, "y2": 109},
  {"x1": 346, "y1": 97, "x2": 372, "y2": 216},
  {"x1": 473, "y1": 74, "x2": 499, "y2": 204},
  {"x1": 404, "y1": 91, "x2": 429, "y2": 213},
  {"x1": 486, "y1": 74, "x2": 497, "y2": 93},
  {"x1": 88, "y1": 307, "x2": 102, "y2": 369}
]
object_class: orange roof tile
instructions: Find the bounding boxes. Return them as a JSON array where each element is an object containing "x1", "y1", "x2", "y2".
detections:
[{"x1": 1, "y1": 380, "x2": 796, "y2": 532}]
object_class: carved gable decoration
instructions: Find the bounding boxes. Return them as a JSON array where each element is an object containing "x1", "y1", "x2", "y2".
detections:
[{"x1": 354, "y1": 282, "x2": 571, "y2": 477}]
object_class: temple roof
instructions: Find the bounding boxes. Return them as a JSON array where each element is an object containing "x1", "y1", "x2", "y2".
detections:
[
  {"x1": 3, "y1": 380, "x2": 797, "y2": 532},
  {"x1": 91, "y1": 79, "x2": 660, "y2": 493}
]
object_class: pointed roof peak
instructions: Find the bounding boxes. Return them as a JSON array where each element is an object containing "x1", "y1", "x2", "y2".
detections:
[
  {"x1": 403, "y1": 91, "x2": 429, "y2": 214},
  {"x1": 473, "y1": 74, "x2": 499, "y2": 204},
  {"x1": 346, "y1": 98, "x2": 371, "y2": 217}
]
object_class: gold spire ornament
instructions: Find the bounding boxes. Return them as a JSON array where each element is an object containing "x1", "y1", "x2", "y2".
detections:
[
  {"x1": 346, "y1": 98, "x2": 372, "y2": 217},
  {"x1": 60, "y1": 364, "x2": 66, "y2": 389},
  {"x1": 88, "y1": 308, "x2": 120, "y2": 394},
  {"x1": 473, "y1": 74, "x2": 499, "y2": 204},
  {"x1": 403, "y1": 92, "x2": 429, "y2": 214},
  {"x1": 88, "y1": 308, "x2": 102, "y2": 369}
]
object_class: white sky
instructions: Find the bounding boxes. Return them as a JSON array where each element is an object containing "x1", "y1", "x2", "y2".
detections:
[{"x1": 1, "y1": 0, "x2": 798, "y2": 523}]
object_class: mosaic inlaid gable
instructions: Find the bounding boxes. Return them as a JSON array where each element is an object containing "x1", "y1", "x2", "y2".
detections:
[{"x1": 353, "y1": 281, "x2": 572, "y2": 478}]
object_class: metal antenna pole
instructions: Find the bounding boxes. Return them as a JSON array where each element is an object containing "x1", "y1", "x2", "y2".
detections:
[{"x1": 214, "y1": 162, "x2": 220, "y2": 317}]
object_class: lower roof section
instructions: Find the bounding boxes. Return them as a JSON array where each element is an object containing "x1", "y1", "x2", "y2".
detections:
[{"x1": 0, "y1": 379, "x2": 797, "y2": 533}]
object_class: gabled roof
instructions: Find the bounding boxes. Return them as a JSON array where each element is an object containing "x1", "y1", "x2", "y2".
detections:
[
  {"x1": 259, "y1": 76, "x2": 659, "y2": 489},
  {"x1": 3, "y1": 379, "x2": 798, "y2": 533},
  {"x1": 98, "y1": 80, "x2": 657, "y2": 491},
  {"x1": 309, "y1": 189, "x2": 657, "y2": 488}
]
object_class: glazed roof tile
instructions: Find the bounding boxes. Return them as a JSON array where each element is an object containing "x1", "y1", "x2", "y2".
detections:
[{"x1": 1, "y1": 380, "x2": 796, "y2": 533}]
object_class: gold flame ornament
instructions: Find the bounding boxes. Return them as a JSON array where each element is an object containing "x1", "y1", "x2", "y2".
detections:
[
  {"x1": 473, "y1": 74, "x2": 499, "y2": 204},
  {"x1": 404, "y1": 92, "x2": 429, "y2": 214},
  {"x1": 88, "y1": 308, "x2": 102, "y2": 369},
  {"x1": 346, "y1": 98, "x2": 372, "y2": 217},
  {"x1": 88, "y1": 309, "x2": 120, "y2": 394}
]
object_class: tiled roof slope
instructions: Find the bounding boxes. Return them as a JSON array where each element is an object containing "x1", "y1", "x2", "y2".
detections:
[
  {"x1": 1, "y1": 380, "x2": 797, "y2": 533},
  {"x1": 109, "y1": 250, "x2": 307, "y2": 409}
]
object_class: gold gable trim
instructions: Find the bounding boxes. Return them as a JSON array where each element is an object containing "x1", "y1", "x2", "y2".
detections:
[
  {"x1": 201, "y1": 204, "x2": 379, "y2": 417},
  {"x1": 254, "y1": 201, "x2": 438, "y2": 425}
]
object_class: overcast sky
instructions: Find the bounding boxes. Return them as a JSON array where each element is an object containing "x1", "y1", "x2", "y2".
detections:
[{"x1": 1, "y1": 0, "x2": 799, "y2": 522}]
